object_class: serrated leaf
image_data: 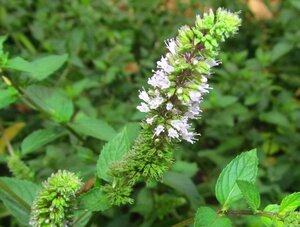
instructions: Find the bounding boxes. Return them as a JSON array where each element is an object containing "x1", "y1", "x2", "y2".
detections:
[
  {"x1": 279, "y1": 192, "x2": 300, "y2": 213},
  {"x1": 194, "y1": 206, "x2": 232, "y2": 227},
  {"x1": 163, "y1": 171, "x2": 203, "y2": 209},
  {"x1": 70, "y1": 117, "x2": 116, "y2": 141},
  {"x1": 78, "y1": 188, "x2": 110, "y2": 212},
  {"x1": 25, "y1": 85, "x2": 73, "y2": 123},
  {"x1": 0, "y1": 87, "x2": 18, "y2": 109},
  {"x1": 215, "y1": 149, "x2": 258, "y2": 209},
  {"x1": 0, "y1": 177, "x2": 39, "y2": 225},
  {"x1": 6, "y1": 54, "x2": 68, "y2": 80},
  {"x1": 236, "y1": 180, "x2": 260, "y2": 211},
  {"x1": 21, "y1": 127, "x2": 65, "y2": 155},
  {"x1": 97, "y1": 127, "x2": 130, "y2": 182}
]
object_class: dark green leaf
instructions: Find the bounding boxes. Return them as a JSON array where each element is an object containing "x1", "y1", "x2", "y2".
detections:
[
  {"x1": 163, "y1": 171, "x2": 203, "y2": 209},
  {"x1": 70, "y1": 117, "x2": 116, "y2": 141},
  {"x1": 194, "y1": 206, "x2": 232, "y2": 227},
  {"x1": 0, "y1": 177, "x2": 39, "y2": 225},
  {"x1": 0, "y1": 87, "x2": 18, "y2": 109},
  {"x1": 21, "y1": 127, "x2": 65, "y2": 155},
  {"x1": 236, "y1": 180, "x2": 260, "y2": 211},
  {"x1": 215, "y1": 149, "x2": 258, "y2": 209},
  {"x1": 97, "y1": 127, "x2": 130, "y2": 181},
  {"x1": 78, "y1": 188, "x2": 110, "y2": 212},
  {"x1": 6, "y1": 54, "x2": 68, "y2": 80},
  {"x1": 25, "y1": 85, "x2": 73, "y2": 123},
  {"x1": 259, "y1": 111, "x2": 289, "y2": 127},
  {"x1": 270, "y1": 41, "x2": 293, "y2": 63}
]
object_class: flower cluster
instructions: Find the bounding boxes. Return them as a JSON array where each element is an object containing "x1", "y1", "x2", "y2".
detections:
[
  {"x1": 137, "y1": 9, "x2": 241, "y2": 143},
  {"x1": 105, "y1": 8, "x2": 241, "y2": 206},
  {"x1": 29, "y1": 170, "x2": 82, "y2": 227}
]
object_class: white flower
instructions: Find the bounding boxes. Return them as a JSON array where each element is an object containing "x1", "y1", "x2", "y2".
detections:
[
  {"x1": 146, "y1": 116, "x2": 155, "y2": 124},
  {"x1": 201, "y1": 76, "x2": 208, "y2": 83},
  {"x1": 168, "y1": 128, "x2": 179, "y2": 139},
  {"x1": 137, "y1": 102, "x2": 150, "y2": 112},
  {"x1": 205, "y1": 59, "x2": 221, "y2": 67},
  {"x1": 185, "y1": 102, "x2": 201, "y2": 119},
  {"x1": 170, "y1": 118, "x2": 190, "y2": 134},
  {"x1": 189, "y1": 90, "x2": 202, "y2": 102},
  {"x1": 157, "y1": 56, "x2": 174, "y2": 74},
  {"x1": 138, "y1": 89, "x2": 150, "y2": 103},
  {"x1": 155, "y1": 125, "x2": 165, "y2": 136},
  {"x1": 182, "y1": 131, "x2": 197, "y2": 143},
  {"x1": 197, "y1": 84, "x2": 211, "y2": 93},
  {"x1": 177, "y1": 88, "x2": 183, "y2": 94},
  {"x1": 192, "y1": 58, "x2": 199, "y2": 65},
  {"x1": 166, "y1": 102, "x2": 173, "y2": 110},
  {"x1": 149, "y1": 96, "x2": 164, "y2": 109},
  {"x1": 165, "y1": 38, "x2": 177, "y2": 55},
  {"x1": 148, "y1": 70, "x2": 171, "y2": 90}
]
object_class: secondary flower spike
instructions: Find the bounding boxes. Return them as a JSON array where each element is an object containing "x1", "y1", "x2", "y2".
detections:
[{"x1": 137, "y1": 8, "x2": 241, "y2": 143}]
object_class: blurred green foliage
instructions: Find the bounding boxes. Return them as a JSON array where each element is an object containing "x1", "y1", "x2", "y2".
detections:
[{"x1": 0, "y1": 0, "x2": 299, "y2": 226}]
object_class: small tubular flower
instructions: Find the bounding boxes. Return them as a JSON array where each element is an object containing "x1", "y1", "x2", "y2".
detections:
[{"x1": 137, "y1": 8, "x2": 241, "y2": 143}]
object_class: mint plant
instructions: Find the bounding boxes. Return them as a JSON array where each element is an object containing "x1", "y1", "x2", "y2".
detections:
[{"x1": 0, "y1": 6, "x2": 299, "y2": 227}]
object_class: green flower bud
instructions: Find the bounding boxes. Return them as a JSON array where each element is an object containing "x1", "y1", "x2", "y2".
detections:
[{"x1": 30, "y1": 170, "x2": 82, "y2": 227}]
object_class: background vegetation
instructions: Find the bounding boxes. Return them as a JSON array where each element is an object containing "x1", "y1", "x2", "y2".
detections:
[{"x1": 0, "y1": 0, "x2": 299, "y2": 226}]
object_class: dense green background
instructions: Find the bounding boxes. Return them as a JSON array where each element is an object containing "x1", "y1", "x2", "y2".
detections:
[{"x1": 0, "y1": 0, "x2": 300, "y2": 226}]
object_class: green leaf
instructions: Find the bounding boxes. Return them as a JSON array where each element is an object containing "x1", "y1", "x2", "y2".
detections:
[
  {"x1": 0, "y1": 177, "x2": 39, "y2": 225},
  {"x1": 260, "y1": 204, "x2": 284, "y2": 227},
  {"x1": 70, "y1": 117, "x2": 116, "y2": 141},
  {"x1": 194, "y1": 206, "x2": 232, "y2": 227},
  {"x1": 236, "y1": 180, "x2": 260, "y2": 211},
  {"x1": 21, "y1": 127, "x2": 65, "y2": 155},
  {"x1": 6, "y1": 54, "x2": 68, "y2": 80},
  {"x1": 259, "y1": 111, "x2": 289, "y2": 127},
  {"x1": 73, "y1": 211, "x2": 93, "y2": 227},
  {"x1": 279, "y1": 192, "x2": 300, "y2": 214},
  {"x1": 163, "y1": 171, "x2": 203, "y2": 209},
  {"x1": 270, "y1": 41, "x2": 293, "y2": 63},
  {"x1": 25, "y1": 85, "x2": 73, "y2": 123},
  {"x1": 215, "y1": 149, "x2": 258, "y2": 210},
  {"x1": 290, "y1": 0, "x2": 300, "y2": 10},
  {"x1": 78, "y1": 187, "x2": 110, "y2": 212},
  {"x1": 97, "y1": 127, "x2": 130, "y2": 182},
  {"x1": 0, "y1": 87, "x2": 18, "y2": 109}
]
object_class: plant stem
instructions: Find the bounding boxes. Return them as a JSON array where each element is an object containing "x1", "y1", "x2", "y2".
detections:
[
  {"x1": 221, "y1": 209, "x2": 278, "y2": 218},
  {"x1": 172, "y1": 217, "x2": 194, "y2": 227}
]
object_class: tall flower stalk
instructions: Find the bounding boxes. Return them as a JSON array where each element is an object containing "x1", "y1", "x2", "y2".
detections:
[{"x1": 103, "y1": 8, "x2": 241, "y2": 205}]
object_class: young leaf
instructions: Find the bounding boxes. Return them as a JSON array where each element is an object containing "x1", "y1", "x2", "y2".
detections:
[
  {"x1": 78, "y1": 188, "x2": 110, "y2": 212},
  {"x1": 163, "y1": 171, "x2": 203, "y2": 209},
  {"x1": 0, "y1": 87, "x2": 18, "y2": 109},
  {"x1": 194, "y1": 206, "x2": 232, "y2": 227},
  {"x1": 21, "y1": 127, "x2": 65, "y2": 155},
  {"x1": 5, "y1": 54, "x2": 68, "y2": 80},
  {"x1": 70, "y1": 117, "x2": 116, "y2": 141},
  {"x1": 260, "y1": 204, "x2": 284, "y2": 227},
  {"x1": 0, "y1": 177, "x2": 39, "y2": 225},
  {"x1": 236, "y1": 180, "x2": 260, "y2": 211},
  {"x1": 279, "y1": 192, "x2": 300, "y2": 214},
  {"x1": 25, "y1": 85, "x2": 73, "y2": 123},
  {"x1": 97, "y1": 127, "x2": 130, "y2": 182},
  {"x1": 215, "y1": 149, "x2": 258, "y2": 210}
]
